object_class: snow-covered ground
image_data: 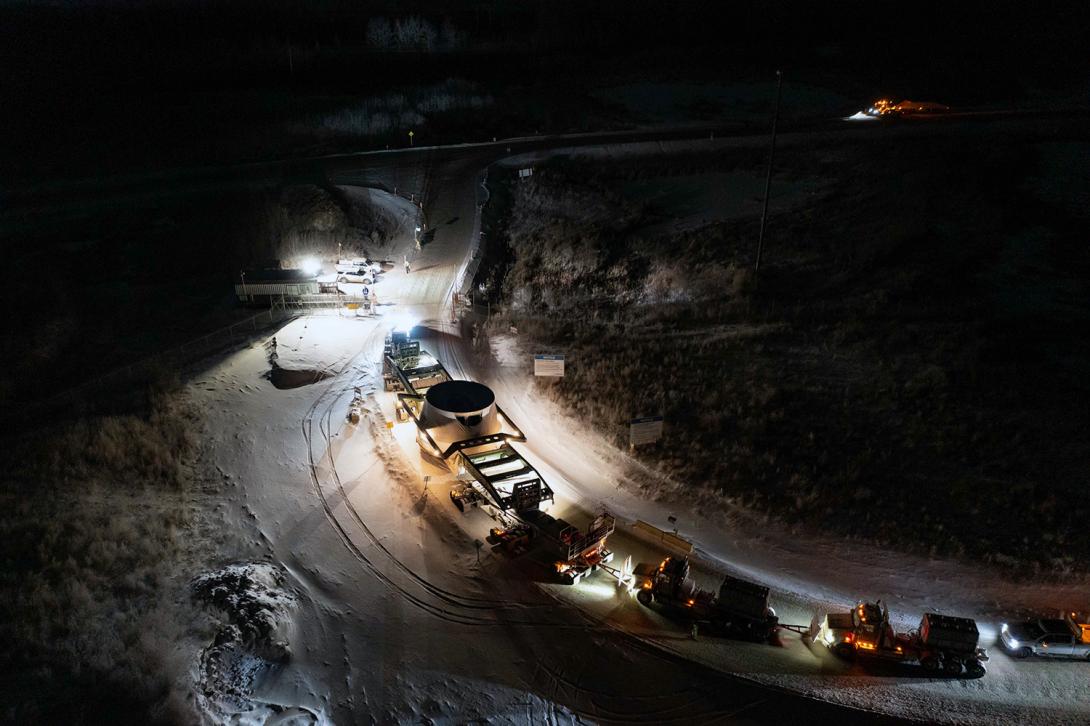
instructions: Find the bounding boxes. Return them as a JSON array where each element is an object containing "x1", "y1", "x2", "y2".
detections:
[
  {"x1": 185, "y1": 146, "x2": 1090, "y2": 724},
  {"x1": 453, "y1": 331, "x2": 1090, "y2": 725},
  {"x1": 188, "y1": 183, "x2": 842, "y2": 724}
]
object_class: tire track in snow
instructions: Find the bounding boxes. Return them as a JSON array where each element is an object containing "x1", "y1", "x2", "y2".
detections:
[{"x1": 301, "y1": 322, "x2": 614, "y2": 630}]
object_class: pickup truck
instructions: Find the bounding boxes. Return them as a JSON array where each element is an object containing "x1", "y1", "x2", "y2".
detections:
[{"x1": 1000, "y1": 612, "x2": 1090, "y2": 660}]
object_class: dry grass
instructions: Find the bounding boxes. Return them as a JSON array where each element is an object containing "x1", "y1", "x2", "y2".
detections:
[
  {"x1": 0, "y1": 390, "x2": 200, "y2": 723},
  {"x1": 477, "y1": 135, "x2": 1090, "y2": 573}
]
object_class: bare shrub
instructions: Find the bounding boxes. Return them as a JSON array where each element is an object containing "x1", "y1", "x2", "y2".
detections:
[
  {"x1": 475, "y1": 137, "x2": 1090, "y2": 572},
  {"x1": 0, "y1": 390, "x2": 200, "y2": 723}
]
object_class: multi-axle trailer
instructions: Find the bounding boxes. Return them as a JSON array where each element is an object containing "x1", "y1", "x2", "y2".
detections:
[{"x1": 383, "y1": 329, "x2": 610, "y2": 584}]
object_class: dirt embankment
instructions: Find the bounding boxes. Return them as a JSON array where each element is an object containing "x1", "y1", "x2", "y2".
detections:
[{"x1": 473, "y1": 135, "x2": 1090, "y2": 573}]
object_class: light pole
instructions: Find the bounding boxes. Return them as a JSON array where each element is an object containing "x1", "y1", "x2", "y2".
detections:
[
  {"x1": 755, "y1": 70, "x2": 783, "y2": 274},
  {"x1": 240, "y1": 270, "x2": 247, "y2": 302}
]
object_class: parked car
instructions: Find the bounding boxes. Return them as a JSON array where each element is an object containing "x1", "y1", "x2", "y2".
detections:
[
  {"x1": 336, "y1": 258, "x2": 382, "y2": 275},
  {"x1": 336, "y1": 269, "x2": 375, "y2": 285},
  {"x1": 1000, "y1": 613, "x2": 1090, "y2": 660}
]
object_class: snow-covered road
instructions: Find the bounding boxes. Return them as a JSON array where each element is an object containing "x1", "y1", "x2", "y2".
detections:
[{"x1": 187, "y1": 138, "x2": 1090, "y2": 724}]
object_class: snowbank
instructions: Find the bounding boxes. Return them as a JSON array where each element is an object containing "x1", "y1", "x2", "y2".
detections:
[{"x1": 192, "y1": 563, "x2": 322, "y2": 725}]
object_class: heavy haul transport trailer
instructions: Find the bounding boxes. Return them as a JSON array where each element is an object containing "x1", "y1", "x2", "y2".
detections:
[
  {"x1": 811, "y1": 601, "x2": 988, "y2": 678},
  {"x1": 383, "y1": 332, "x2": 451, "y2": 402},
  {"x1": 451, "y1": 445, "x2": 555, "y2": 513},
  {"x1": 489, "y1": 511, "x2": 616, "y2": 584},
  {"x1": 634, "y1": 556, "x2": 785, "y2": 641},
  {"x1": 382, "y1": 331, "x2": 555, "y2": 514}
]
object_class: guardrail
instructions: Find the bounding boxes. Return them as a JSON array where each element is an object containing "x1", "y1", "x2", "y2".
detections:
[{"x1": 628, "y1": 519, "x2": 695, "y2": 555}]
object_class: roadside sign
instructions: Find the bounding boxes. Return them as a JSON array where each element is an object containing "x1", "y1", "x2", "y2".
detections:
[
  {"x1": 629, "y1": 416, "x2": 664, "y2": 446},
  {"x1": 534, "y1": 354, "x2": 565, "y2": 377},
  {"x1": 518, "y1": 167, "x2": 533, "y2": 179}
]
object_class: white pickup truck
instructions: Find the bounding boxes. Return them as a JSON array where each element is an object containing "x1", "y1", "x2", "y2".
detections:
[
  {"x1": 1000, "y1": 612, "x2": 1090, "y2": 660},
  {"x1": 335, "y1": 258, "x2": 382, "y2": 274}
]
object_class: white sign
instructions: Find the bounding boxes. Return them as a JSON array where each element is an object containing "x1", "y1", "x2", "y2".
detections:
[
  {"x1": 518, "y1": 167, "x2": 533, "y2": 179},
  {"x1": 629, "y1": 416, "x2": 664, "y2": 446},
  {"x1": 534, "y1": 354, "x2": 565, "y2": 377}
]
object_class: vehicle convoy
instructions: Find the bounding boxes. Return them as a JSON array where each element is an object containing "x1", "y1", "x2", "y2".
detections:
[
  {"x1": 812, "y1": 601, "x2": 988, "y2": 677},
  {"x1": 383, "y1": 327, "x2": 614, "y2": 584},
  {"x1": 634, "y1": 556, "x2": 781, "y2": 641},
  {"x1": 1000, "y1": 611, "x2": 1090, "y2": 660},
  {"x1": 864, "y1": 98, "x2": 951, "y2": 117}
]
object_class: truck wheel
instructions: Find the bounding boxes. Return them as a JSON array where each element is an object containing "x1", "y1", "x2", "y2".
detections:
[
  {"x1": 963, "y1": 660, "x2": 986, "y2": 679},
  {"x1": 637, "y1": 589, "x2": 653, "y2": 606},
  {"x1": 921, "y1": 655, "x2": 941, "y2": 672},
  {"x1": 943, "y1": 658, "x2": 963, "y2": 676},
  {"x1": 833, "y1": 643, "x2": 855, "y2": 660}
]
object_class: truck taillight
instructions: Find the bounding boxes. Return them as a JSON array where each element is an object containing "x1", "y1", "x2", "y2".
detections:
[{"x1": 845, "y1": 632, "x2": 854, "y2": 643}]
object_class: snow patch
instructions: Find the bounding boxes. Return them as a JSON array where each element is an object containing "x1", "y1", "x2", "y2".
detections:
[{"x1": 192, "y1": 563, "x2": 324, "y2": 724}]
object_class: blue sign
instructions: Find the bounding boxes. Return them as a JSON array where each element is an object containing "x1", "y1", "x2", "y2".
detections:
[{"x1": 629, "y1": 415, "x2": 664, "y2": 425}]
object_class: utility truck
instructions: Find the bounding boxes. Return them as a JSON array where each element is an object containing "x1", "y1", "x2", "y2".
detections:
[
  {"x1": 812, "y1": 601, "x2": 988, "y2": 677},
  {"x1": 634, "y1": 556, "x2": 780, "y2": 641},
  {"x1": 487, "y1": 511, "x2": 615, "y2": 584}
]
